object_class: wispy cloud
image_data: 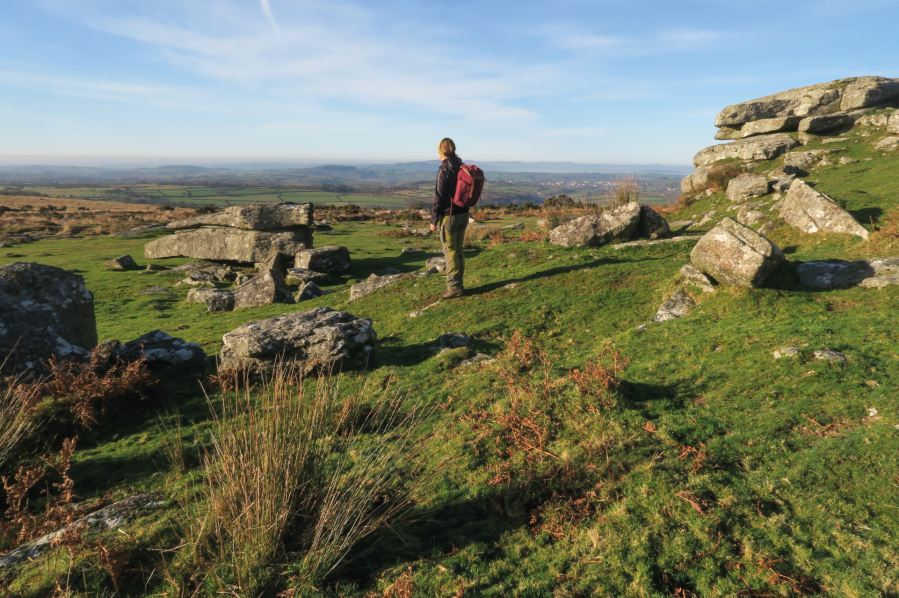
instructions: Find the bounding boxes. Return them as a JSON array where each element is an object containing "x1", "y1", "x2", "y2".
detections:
[{"x1": 259, "y1": 0, "x2": 283, "y2": 40}]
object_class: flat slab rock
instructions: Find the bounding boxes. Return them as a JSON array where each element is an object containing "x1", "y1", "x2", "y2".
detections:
[
  {"x1": 350, "y1": 273, "x2": 406, "y2": 301},
  {"x1": 295, "y1": 245, "x2": 351, "y2": 273},
  {"x1": 780, "y1": 180, "x2": 869, "y2": 239},
  {"x1": 112, "y1": 330, "x2": 207, "y2": 371},
  {"x1": 145, "y1": 227, "x2": 313, "y2": 263},
  {"x1": 285, "y1": 268, "x2": 328, "y2": 285},
  {"x1": 0, "y1": 261, "x2": 97, "y2": 373},
  {"x1": 166, "y1": 202, "x2": 313, "y2": 231},
  {"x1": 693, "y1": 134, "x2": 799, "y2": 168},
  {"x1": 797, "y1": 257, "x2": 899, "y2": 289},
  {"x1": 0, "y1": 492, "x2": 165, "y2": 569},
  {"x1": 219, "y1": 306, "x2": 376, "y2": 375},
  {"x1": 690, "y1": 218, "x2": 784, "y2": 287},
  {"x1": 548, "y1": 202, "x2": 641, "y2": 247}
]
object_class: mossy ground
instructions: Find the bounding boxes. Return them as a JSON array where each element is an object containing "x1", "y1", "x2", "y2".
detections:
[{"x1": 2, "y1": 123, "x2": 899, "y2": 596}]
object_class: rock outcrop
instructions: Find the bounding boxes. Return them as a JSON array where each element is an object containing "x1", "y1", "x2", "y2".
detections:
[
  {"x1": 796, "y1": 257, "x2": 899, "y2": 289},
  {"x1": 690, "y1": 218, "x2": 784, "y2": 287},
  {"x1": 0, "y1": 262, "x2": 97, "y2": 372},
  {"x1": 233, "y1": 269, "x2": 295, "y2": 309},
  {"x1": 692, "y1": 134, "x2": 799, "y2": 168},
  {"x1": 166, "y1": 202, "x2": 313, "y2": 231},
  {"x1": 798, "y1": 114, "x2": 854, "y2": 134},
  {"x1": 350, "y1": 273, "x2": 406, "y2": 301},
  {"x1": 681, "y1": 166, "x2": 712, "y2": 195},
  {"x1": 638, "y1": 205, "x2": 670, "y2": 240},
  {"x1": 780, "y1": 180, "x2": 869, "y2": 239},
  {"x1": 145, "y1": 227, "x2": 313, "y2": 263},
  {"x1": 294, "y1": 246, "x2": 351, "y2": 273},
  {"x1": 726, "y1": 173, "x2": 769, "y2": 203},
  {"x1": 740, "y1": 116, "x2": 803, "y2": 138},
  {"x1": 219, "y1": 307, "x2": 376, "y2": 375},
  {"x1": 875, "y1": 137, "x2": 899, "y2": 151},
  {"x1": 548, "y1": 202, "x2": 641, "y2": 247}
]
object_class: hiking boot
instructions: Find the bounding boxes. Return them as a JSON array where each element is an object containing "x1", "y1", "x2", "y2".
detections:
[{"x1": 442, "y1": 288, "x2": 464, "y2": 299}]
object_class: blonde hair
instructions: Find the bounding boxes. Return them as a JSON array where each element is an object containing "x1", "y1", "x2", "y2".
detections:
[{"x1": 438, "y1": 138, "x2": 456, "y2": 159}]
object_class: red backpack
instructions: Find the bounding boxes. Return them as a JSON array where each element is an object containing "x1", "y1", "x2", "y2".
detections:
[{"x1": 452, "y1": 164, "x2": 486, "y2": 209}]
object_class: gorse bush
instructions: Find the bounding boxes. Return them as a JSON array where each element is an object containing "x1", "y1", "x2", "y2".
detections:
[{"x1": 170, "y1": 365, "x2": 444, "y2": 596}]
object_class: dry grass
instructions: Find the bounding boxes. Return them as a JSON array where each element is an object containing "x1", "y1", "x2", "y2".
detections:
[
  {"x1": 0, "y1": 370, "x2": 37, "y2": 469},
  {"x1": 705, "y1": 163, "x2": 746, "y2": 193},
  {"x1": 172, "y1": 364, "x2": 445, "y2": 596},
  {"x1": 463, "y1": 225, "x2": 502, "y2": 248},
  {"x1": 606, "y1": 176, "x2": 641, "y2": 209}
]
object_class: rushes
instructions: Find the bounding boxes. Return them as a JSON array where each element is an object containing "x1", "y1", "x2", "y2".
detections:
[
  {"x1": 606, "y1": 175, "x2": 641, "y2": 209},
  {"x1": 177, "y1": 365, "x2": 444, "y2": 596}
]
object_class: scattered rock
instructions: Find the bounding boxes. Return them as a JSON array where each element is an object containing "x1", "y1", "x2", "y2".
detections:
[
  {"x1": 145, "y1": 227, "x2": 313, "y2": 263},
  {"x1": 638, "y1": 204, "x2": 670, "y2": 240},
  {"x1": 726, "y1": 173, "x2": 769, "y2": 203},
  {"x1": 737, "y1": 203, "x2": 766, "y2": 226},
  {"x1": 817, "y1": 157, "x2": 834, "y2": 167},
  {"x1": 796, "y1": 257, "x2": 899, "y2": 289},
  {"x1": 105, "y1": 255, "x2": 139, "y2": 270},
  {"x1": 439, "y1": 332, "x2": 472, "y2": 349},
  {"x1": 409, "y1": 310, "x2": 423, "y2": 318},
  {"x1": 458, "y1": 353, "x2": 495, "y2": 367},
  {"x1": 187, "y1": 288, "x2": 235, "y2": 312},
  {"x1": 503, "y1": 222, "x2": 525, "y2": 230},
  {"x1": 295, "y1": 245, "x2": 351, "y2": 273},
  {"x1": 426, "y1": 256, "x2": 446, "y2": 273},
  {"x1": 679, "y1": 264, "x2": 716, "y2": 292},
  {"x1": 173, "y1": 276, "x2": 217, "y2": 288},
  {"x1": 548, "y1": 202, "x2": 641, "y2": 247},
  {"x1": 295, "y1": 281, "x2": 328, "y2": 302},
  {"x1": 166, "y1": 202, "x2": 313, "y2": 231},
  {"x1": 698, "y1": 211, "x2": 716, "y2": 227},
  {"x1": 284, "y1": 268, "x2": 328, "y2": 285},
  {"x1": 839, "y1": 157, "x2": 860, "y2": 164},
  {"x1": 234, "y1": 269, "x2": 295, "y2": 309},
  {"x1": 138, "y1": 286, "x2": 171, "y2": 295},
  {"x1": 219, "y1": 307, "x2": 376, "y2": 375},
  {"x1": 875, "y1": 137, "x2": 899, "y2": 151},
  {"x1": 780, "y1": 179, "x2": 869, "y2": 239},
  {"x1": 349, "y1": 273, "x2": 406, "y2": 301},
  {"x1": 166, "y1": 261, "x2": 215, "y2": 273},
  {"x1": 814, "y1": 350, "x2": 847, "y2": 362},
  {"x1": 504, "y1": 283, "x2": 520, "y2": 289},
  {"x1": 652, "y1": 288, "x2": 696, "y2": 322},
  {"x1": 889, "y1": 114, "x2": 899, "y2": 134},
  {"x1": 113, "y1": 330, "x2": 207, "y2": 371},
  {"x1": 690, "y1": 218, "x2": 784, "y2": 287},
  {"x1": 255, "y1": 250, "x2": 284, "y2": 272},
  {"x1": 382, "y1": 267, "x2": 401, "y2": 275},
  {"x1": 773, "y1": 346, "x2": 800, "y2": 359},
  {"x1": 693, "y1": 134, "x2": 799, "y2": 168},
  {"x1": 0, "y1": 262, "x2": 97, "y2": 373},
  {"x1": 145, "y1": 263, "x2": 165, "y2": 272},
  {"x1": 784, "y1": 151, "x2": 824, "y2": 169}
]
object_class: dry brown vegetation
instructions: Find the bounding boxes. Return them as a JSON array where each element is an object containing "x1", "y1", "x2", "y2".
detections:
[{"x1": 0, "y1": 196, "x2": 194, "y2": 236}]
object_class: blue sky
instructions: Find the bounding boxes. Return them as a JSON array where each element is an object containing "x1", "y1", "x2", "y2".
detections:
[{"x1": 1, "y1": 0, "x2": 898, "y2": 166}]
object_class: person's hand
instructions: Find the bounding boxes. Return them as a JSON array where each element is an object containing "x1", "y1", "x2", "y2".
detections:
[{"x1": 429, "y1": 224, "x2": 436, "y2": 232}]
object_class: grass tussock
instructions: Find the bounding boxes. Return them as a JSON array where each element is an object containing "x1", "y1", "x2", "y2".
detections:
[
  {"x1": 170, "y1": 364, "x2": 445, "y2": 596},
  {"x1": 606, "y1": 175, "x2": 641, "y2": 209}
]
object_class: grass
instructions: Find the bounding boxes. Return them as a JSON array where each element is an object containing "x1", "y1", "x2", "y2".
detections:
[{"x1": 1, "y1": 123, "x2": 899, "y2": 595}]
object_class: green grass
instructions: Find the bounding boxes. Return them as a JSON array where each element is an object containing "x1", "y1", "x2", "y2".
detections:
[{"x1": 3, "y1": 127, "x2": 899, "y2": 595}]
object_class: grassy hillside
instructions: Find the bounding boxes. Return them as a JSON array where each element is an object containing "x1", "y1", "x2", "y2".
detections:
[{"x1": 1, "y1": 123, "x2": 899, "y2": 596}]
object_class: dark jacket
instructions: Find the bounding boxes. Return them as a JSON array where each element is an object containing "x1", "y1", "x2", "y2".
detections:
[{"x1": 430, "y1": 155, "x2": 468, "y2": 226}]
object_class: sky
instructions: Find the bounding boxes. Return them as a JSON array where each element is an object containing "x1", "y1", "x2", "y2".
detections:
[{"x1": 1, "y1": 0, "x2": 898, "y2": 167}]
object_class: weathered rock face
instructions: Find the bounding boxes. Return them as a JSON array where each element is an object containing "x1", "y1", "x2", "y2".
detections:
[
  {"x1": 350, "y1": 273, "x2": 406, "y2": 301},
  {"x1": 875, "y1": 137, "x2": 899, "y2": 151},
  {"x1": 741, "y1": 116, "x2": 803, "y2": 138},
  {"x1": 783, "y1": 151, "x2": 823, "y2": 169},
  {"x1": 113, "y1": 330, "x2": 207, "y2": 371},
  {"x1": 187, "y1": 288, "x2": 235, "y2": 312},
  {"x1": 219, "y1": 307, "x2": 376, "y2": 375},
  {"x1": 233, "y1": 269, "x2": 295, "y2": 309},
  {"x1": 294, "y1": 246, "x2": 351, "y2": 273},
  {"x1": 796, "y1": 257, "x2": 899, "y2": 289},
  {"x1": 548, "y1": 202, "x2": 641, "y2": 247},
  {"x1": 106, "y1": 255, "x2": 139, "y2": 270},
  {"x1": 255, "y1": 250, "x2": 284, "y2": 272},
  {"x1": 681, "y1": 167, "x2": 712, "y2": 195},
  {"x1": 889, "y1": 114, "x2": 899, "y2": 134},
  {"x1": 693, "y1": 134, "x2": 799, "y2": 168},
  {"x1": 166, "y1": 202, "x2": 313, "y2": 231},
  {"x1": 285, "y1": 268, "x2": 328, "y2": 285},
  {"x1": 690, "y1": 218, "x2": 784, "y2": 287},
  {"x1": 0, "y1": 262, "x2": 97, "y2": 372},
  {"x1": 726, "y1": 173, "x2": 769, "y2": 203},
  {"x1": 295, "y1": 281, "x2": 328, "y2": 302},
  {"x1": 780, "y1": 180, "x2": 869, "y2": 239},
  {"x1": 652, "y1": 288, "x2": 696, "y2": 322},
  {"x1": 679, "y1": 264, "x2": 715, "y2": 293},
  {"x1": 638, "y1": 205, "x2": 670, "y2": 240},
  {"x1": 145, "y1": 227, "x2": 313, "y2": 263},
  {"x1": 714, "y1": 77, "x2": 899, "y2": 128},
  {"x1": 737, "y1": 203, "x2": 767, "y2": 226},
  {"x1": 798, "y1": 114, "x2": 854, "y2": 134}
]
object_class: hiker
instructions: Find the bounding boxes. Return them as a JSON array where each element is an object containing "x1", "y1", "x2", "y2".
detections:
[{"x1": 429, "y1": 138, "x2": 467, "y2": 299}]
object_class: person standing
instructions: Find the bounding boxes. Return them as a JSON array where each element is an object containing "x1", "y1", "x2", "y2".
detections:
[{"x1": 429, "y1": 138, "x2": 468, "y2": 299}]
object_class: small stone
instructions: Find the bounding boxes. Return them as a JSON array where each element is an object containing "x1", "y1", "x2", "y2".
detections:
[
  {"x1": 409, "y1": 310, "x2": 423, "y2": 318},
  {"x1": 105, "y1": 255, "x2": 139, "y2": 270},
  {"x1": 679, "y1": 264, "x2": 715, "y2": 293},
  {"x1": 295, "y1": 281, "x2": 327, "y2": 302},
  {"x1": 652, "y1": 288, "x2": 696, "y2": 322},
  {"x1": 382, "y1": 267, "x2": 401, "y2": 275},
  {"x1": 401, "y1": 247, "x2": 422, "y2": 254},
  {"x1": 813, "y1": 349, "x2": 847, "y2": 362},
  {"x1": 773, "y1": 346, "x2": 799, "y2": 359},
  {"x1": 138, "y1": 286, "x2": 171, "y2": 294},
  {"x1": 439, "y1": 332, "x2": 472, "y2": 349},
  {"x1": 867, "y1": 406, "x2": 879, "y2": 417},
  {"x1": 294, "y1": 245, "x2": 351, "y2": 273},
  {"x1": 458, "y1": 353, "x2": 495, "y2": 367},
  {"x1": 285, "y1": 268, "x2": 328, "y2": 285},
  {"x1": 839, "y1": 157, "x2": 860, "y2": 164},
  {"x1": 504, "y1": 283, "x2": 520, "y2": 289}
]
